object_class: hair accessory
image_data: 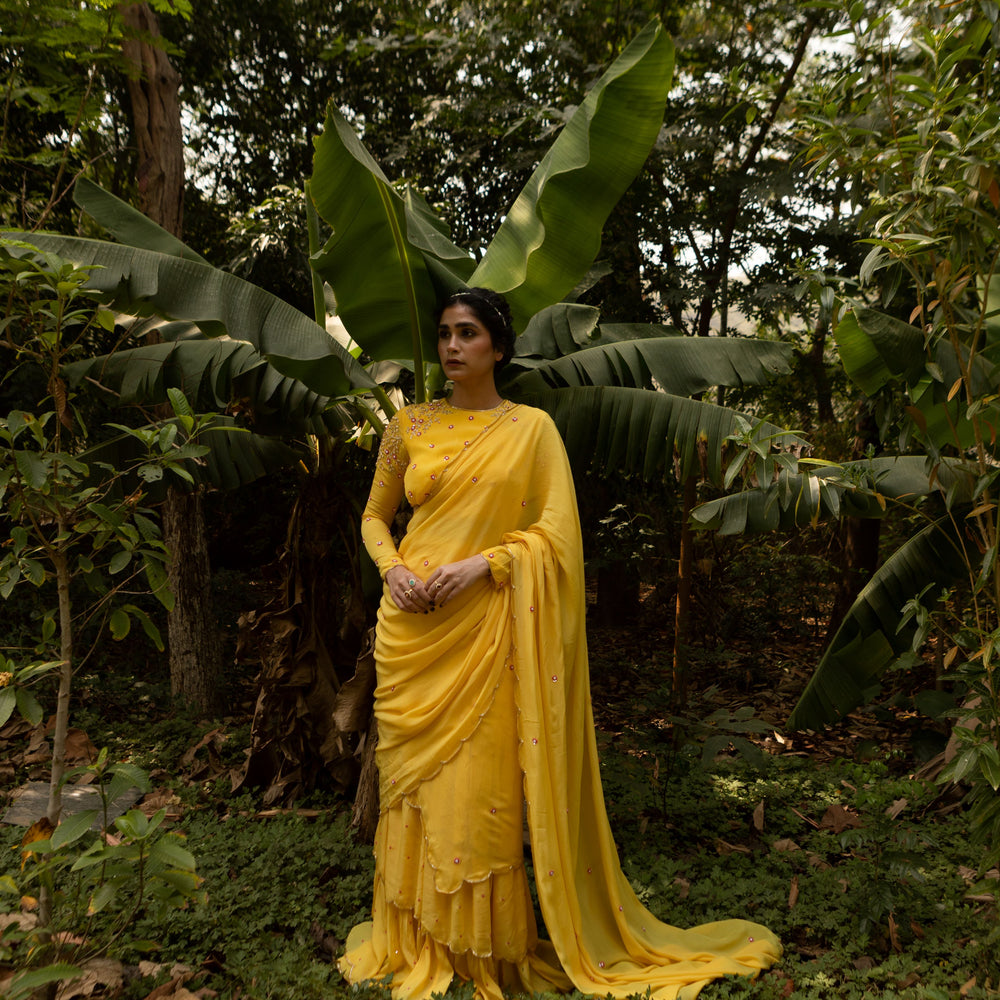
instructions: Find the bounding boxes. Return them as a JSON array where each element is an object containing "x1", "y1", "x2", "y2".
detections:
[{"x1": 448, "y1": 290, "x2": 507, "y2": 331}]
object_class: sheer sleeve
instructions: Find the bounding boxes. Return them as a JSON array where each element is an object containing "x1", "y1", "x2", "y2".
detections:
[{"x1": 361, "y1": 416, "x2": 408, "y2": 578}]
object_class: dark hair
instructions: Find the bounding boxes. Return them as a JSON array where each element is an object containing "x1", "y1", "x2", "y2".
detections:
[{"x1": 436, "y1": 287, "x2": 516, "y2": 370}]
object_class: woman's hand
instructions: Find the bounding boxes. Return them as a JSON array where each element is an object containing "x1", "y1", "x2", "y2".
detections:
[
  {"x1": 425, "y1": 555, "x2": 490, "y2": 607},
  {"x1": 386, "y1": 565, "x2": 433, "y2": 613}
]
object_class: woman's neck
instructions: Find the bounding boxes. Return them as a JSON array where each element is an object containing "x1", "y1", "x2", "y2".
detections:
[{"x1": 447, "y1": 379, "x2": 503, "y2": 411}]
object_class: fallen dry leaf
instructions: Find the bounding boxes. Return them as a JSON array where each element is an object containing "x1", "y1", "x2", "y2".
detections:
[
  {"x1": 853, "y1": 956, "x2": 875, "y2": 970},
  {"x1": 20, "y1": 816, "x2": 54, "y2": 867},
  {"x1": 181, "y1": 729, "x2": 224, "y2": 767},
  {"x1": 895, "y1": 972, "x2": 920, "y2": 988},
  {"x1": 788, "y1": 875, "x2": 799, "y2": 909},
  {"x1": 960, "y1": 977, "x2": 977, "y2": 996},
  {"x1": 0, "y1": 912, "x2": 35, "y2": 933},
  {"x1": 63, "y1": 728, "x2": 98, "y2": 765},
  {"x1": 673, "y1": 877, "x2": 690, "y2": 899},
  {"x1": 55, "y1": 957, "x2": 123, "y2": 998},
  {"x1": 885, "y1": 797, "x2": 907, "y2": 819},
  {"x1": 752, "y1": 801, "x2": 765, "y2": 832},
  {"x1": 819, "y1": 803, "x2": 863, "y2": 834},
  {"x1": 888, "y1": 913, "x2": 901, "y2": 953},
  {"x1": 771, "y1": 838, "x2": 800, "y2": 853},
  {"x1": 715, "y1": 839, "x2": 751, "y2": 855},
  {"x1": 139, "y1": 788, "x2": 183, "y2": 819}
]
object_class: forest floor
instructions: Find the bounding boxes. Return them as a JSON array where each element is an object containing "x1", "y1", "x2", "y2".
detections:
[{"x1": 1, "y1": 581, "x2": 998, "y2": 1000}]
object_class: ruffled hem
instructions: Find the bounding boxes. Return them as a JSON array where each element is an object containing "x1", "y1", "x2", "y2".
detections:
[
  {"x1": 374, "y1": 795, "x2": 533, "y2": 959},
  {"x1": 338, "y1": 910, "x2": 570, "y2": 1000},
  {"x1": 339, "y1": 792, "x2": 572, "y2": 1000}
]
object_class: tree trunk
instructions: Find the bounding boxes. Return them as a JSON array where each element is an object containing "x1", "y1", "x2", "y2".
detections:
[
  {"x1": 122, "y1": 3, "x2": 222, "y2": 714},
  {"x1": 825, "y1": 403, "x2": 882, "y2": 642},
  {"x1": 672, "y1": 474, "x2": 696, "y2": 708},
  {"x1": 806, "y1": 317, "x2": 836, "y2": 425},
  {"x1": 162, "y1": 491, "x2": 224, "y2": 714},
  {"x1": 238, "y1": 445, "x2": 372, "y2": 805},
  {"x1": 121, "y1": 3, "x2": 184, "y2": 235}
]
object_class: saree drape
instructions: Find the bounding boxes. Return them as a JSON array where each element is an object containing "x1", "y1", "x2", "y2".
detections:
[{"x1": 341, "y1": 399, "x2": 781, "y2": 1000}]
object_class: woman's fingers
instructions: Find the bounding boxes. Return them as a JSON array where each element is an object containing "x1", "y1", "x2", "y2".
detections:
[{"x1": 388, "y1": 567, "x2": 433, "y2": 612}]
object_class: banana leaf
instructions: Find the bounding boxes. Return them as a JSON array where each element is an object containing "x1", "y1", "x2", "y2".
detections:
[
  {"x1": 833, "y1": 307, "x2": 926, "y2": 395},
  {"x1": 518, "y1": 385, "x2": 803, "y2": 484},
  {"x1": 309, "y1": 19, "x2": 673, "y2": 374},
  {"x1": 692, "y1": 455, "x2": 977, "y2": 534},
  {"x1": 506, "y1": 326, "x2": 793, "y2": 396},
  {"x1": 73, "y1": 178, "x2": 209, "y2": 264},
  {"x1": 64, "y1": 339, "x2": 348, "y2": 436},
  {"x1": 787, "y1": 513, "x2": 972, "y2": 730},
  {"x1": 309, "y1": 106, "x2": 474, "y2": 383},
  {"x1": 473, "y1": 20, "x2": 674, "y2": 331},
  {"x1": 4, "y1": 234, "x2": 374, "y2": 397}
]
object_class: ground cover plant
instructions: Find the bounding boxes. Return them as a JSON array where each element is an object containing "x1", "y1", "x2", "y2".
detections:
[{"x1": 1, "y1": 562, "x2": 997, "y2": 1000}]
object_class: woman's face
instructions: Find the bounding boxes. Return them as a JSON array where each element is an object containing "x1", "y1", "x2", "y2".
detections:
[{"x1": 437, "y1": 303, "x2": 503, "y2": 382}]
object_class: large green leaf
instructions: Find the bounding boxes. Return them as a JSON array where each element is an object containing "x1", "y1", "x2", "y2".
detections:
[
  {"x1": 506, "y1": 324, "x2": 792, "y2": 396},
  {"x1": 692, "y1": 455, "x2": 977, "y2": 534},
  {"x1": 510, "y1": 302, "x2": 680, "y2": 364},
  {"x1": 833, "y1": 307, "x2": 926, "y2": 395},
  {"x1": 308, "y1": 21, "x2": 671, "y2": 380},
  {"x1": 517, "y1": 386, "x2": 802, "y2": 484},
  {"x1": 64, "y1": 339, "x2": 347, "y2": 436},
  {"x1": 472, "y1": 20, "x2": 674, "y2": 331},
  {"x1": 309, "y1": 106, "x2": 473, "y2": 380},
  {"x1": 5, "y1": 235, "x2": 374, "y2": 397},
  {"x1": 787, "y1": 514, "x2": 971, "y2": 730},
  {"x1": 73, "y1": 178, "x2": 208, "y2": 264}
]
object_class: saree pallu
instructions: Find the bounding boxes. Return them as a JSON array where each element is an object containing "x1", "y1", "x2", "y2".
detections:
[{"x1": 340, "y1": 402, "x2": 781, "y2": 1000}]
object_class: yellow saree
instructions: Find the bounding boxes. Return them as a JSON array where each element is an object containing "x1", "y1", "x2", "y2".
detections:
[{"x1": 342, "y1": 398, "x2": 781, "y2": 1000}]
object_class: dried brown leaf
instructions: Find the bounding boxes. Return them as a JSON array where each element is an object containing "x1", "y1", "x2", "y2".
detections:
[
  {"x1": 888, "y1": 913, "x2": 901, "y2": 952},
  {"x1": 885, "y1": 798, "x2": 907, "y2": 819},
  {"x1": 55, "y1": 957, "x2": 123, "y2": 999},
  {"x1": 752, "y1": 801, "x2": 765, "y2": 832},
  {"x1": 771, "y1": 838, "x2": 799, "y2": 853},
  {"x1": 819, "y1": 803, "x2": 863, "y2": 834},
  {"x1": 715, "y1": 839, "x2": 751, "y2": 855},
  {"x1": 788, "y1": 875, "x2": 799, "y2": 909},
  {"x1": 63, "y1": 728, "x2": 97, "y2": 764}
]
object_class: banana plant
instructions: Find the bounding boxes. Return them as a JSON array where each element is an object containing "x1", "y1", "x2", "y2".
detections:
[{"x1": 2, "y1": 18, "x2": 807, "y2": 807}]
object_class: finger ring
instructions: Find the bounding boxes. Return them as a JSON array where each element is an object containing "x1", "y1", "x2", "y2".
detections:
[
  {"x1": 435, "y1": 582, "x2": 443, "y2": 590},
  {"x1": 408, "y1": 578, "x2": 416, "y2": 586},
  {"x1": 404, "y1": 588, "x2": 413, "y2": 598}
]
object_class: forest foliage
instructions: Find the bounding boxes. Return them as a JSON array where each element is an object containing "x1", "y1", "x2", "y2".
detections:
[{"x1": 2, "y1": 0, "x2": 1000, "y2": 997}]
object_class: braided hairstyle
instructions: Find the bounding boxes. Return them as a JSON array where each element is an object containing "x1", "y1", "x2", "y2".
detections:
[{"x1": 436, "y1": 287, "x2": 516, "y2": 371}]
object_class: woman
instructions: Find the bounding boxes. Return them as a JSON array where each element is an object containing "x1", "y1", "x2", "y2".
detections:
[{"x1": 339, "y1": 288, "x2": 781, "y2": 1000}]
